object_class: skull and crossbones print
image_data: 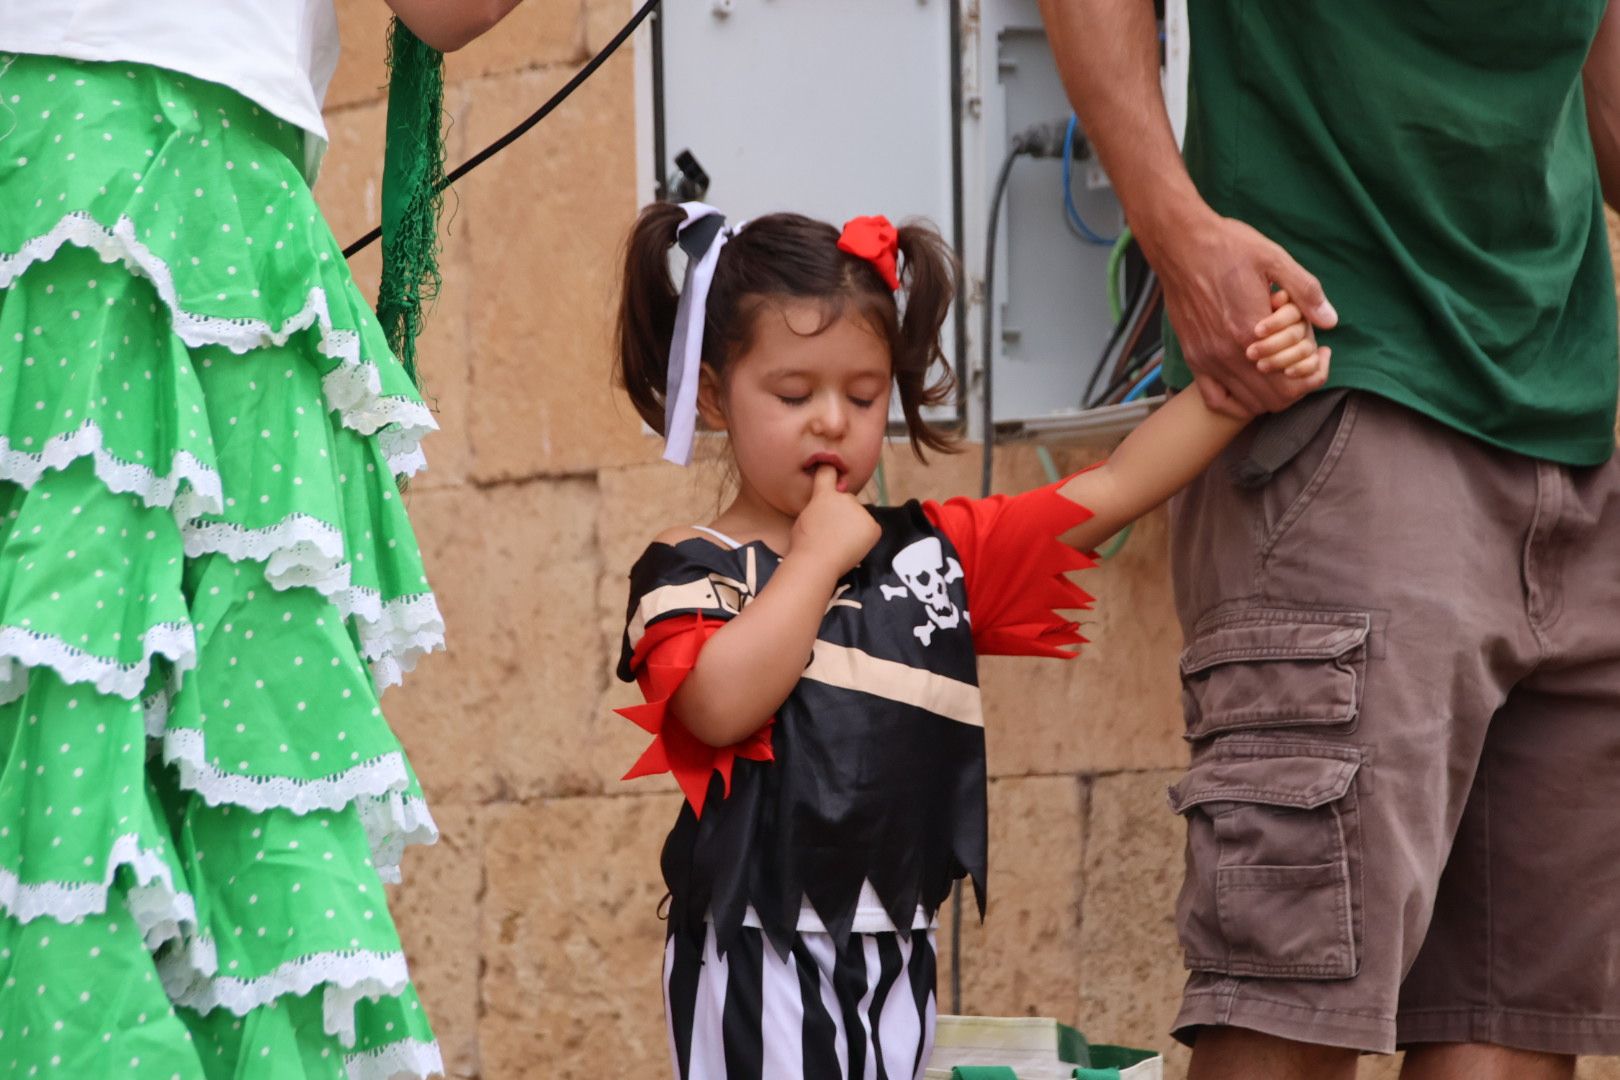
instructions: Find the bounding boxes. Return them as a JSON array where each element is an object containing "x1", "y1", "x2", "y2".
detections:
[{"x1": 879, "y1": 536, "x2": 966, "y2": 646}]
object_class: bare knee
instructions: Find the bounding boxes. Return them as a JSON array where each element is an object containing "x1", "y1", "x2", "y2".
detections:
[{"x1": 1188, "y1": 1026, "x2": 1360, "y2": 1080}]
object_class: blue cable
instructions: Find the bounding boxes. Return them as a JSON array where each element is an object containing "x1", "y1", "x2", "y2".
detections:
[
  {"x1": 1121, "y1": 363, "x2": 1163, "y2": 403},
  {"x1": 1062, "y1": 116, "x2": 1119, "y2": 246}
]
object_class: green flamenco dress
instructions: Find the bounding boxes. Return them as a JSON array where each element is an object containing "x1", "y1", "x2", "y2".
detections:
[{"x1": 0, "y1": 52, "x2": 446, "y2": 1078}]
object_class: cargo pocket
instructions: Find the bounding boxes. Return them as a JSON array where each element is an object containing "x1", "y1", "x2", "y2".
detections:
[
  {"x1": 1180, "y1": 609, "x2": 1369, "y2": 739},
  {"x1": 1170, "y1": 742, "x2": 1363, "y2": 979}
]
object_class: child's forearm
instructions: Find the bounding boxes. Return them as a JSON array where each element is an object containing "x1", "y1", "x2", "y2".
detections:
[
  {"x1": 1058, "y1": 390, "x2": 1247, "y2": 550},
  {"x1": 669, "y1": 551, "x2": 841, "y2": 747}
]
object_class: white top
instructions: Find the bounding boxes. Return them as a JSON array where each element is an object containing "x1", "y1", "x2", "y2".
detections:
[{"x1": 0, "y1": 0, "x2": 341, "y2": 178}]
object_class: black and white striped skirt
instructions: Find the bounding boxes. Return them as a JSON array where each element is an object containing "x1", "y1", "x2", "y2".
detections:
[{"x1": 663, "y1": 924, "x2": 938, "y2": 1080}]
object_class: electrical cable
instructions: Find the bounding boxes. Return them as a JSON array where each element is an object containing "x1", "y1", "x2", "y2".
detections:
[
  {"x1": 947, "y1": 0, "x2": 969, "y2": 425},
  {"x1": 1082, "y1": 258, "x2": 1154, "y2": 407},
  {"x1": 1095, "y1": 522, "x2": 1134, "y2": 560},
  {"x1": 980, "y1": 138, "x2": 1031, "y2": 500},
  {"x1": 1035, "y1": 446, "x2": 1062, "y2": 486},
  {"x1": 650, "y1": 3, "x2": 667, "y2": 198},
  {"x1": 1081, "y1": 295, "x2": 1137, "y2": 406},
  {"x1": 1090, "y1": 352, "x2": 1155, "y2": 408},
  {"x1": 953, "y1": 132, "x2": 1036, "y2": 1012},
  {"x1": 1061, "y1": 116, "x2": 1118, "y2": 247},
  {"x1": 1120, "y1": 362, "x2": 1163, "y2": 404},
  {"x1": 1105, "y1": 227, "x2": 1132, "y2": 324},
  {"x1": 344, "y1": 0, "x2": 663, "y2": 258},
  {"x1": 1085, "y1": 276, "x2": 1159, "y2": 408},
  {"x1": 1103, "y1": 278, "x2": 1160, "y2": 389}
]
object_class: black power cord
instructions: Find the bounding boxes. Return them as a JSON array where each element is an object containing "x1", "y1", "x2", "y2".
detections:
[
  {"x1": 978, "y1": 121, "x2": 1071, "y2": 499},
  {"x1": 952, "y1": 120, "x2": 1074, "y2": 1015},
  {"x1": 978, "y1": 142, "x2": 1026, "y2": 503},
  {"x1": 343, "y1": 0, "x2": 664, "y2": 259}
]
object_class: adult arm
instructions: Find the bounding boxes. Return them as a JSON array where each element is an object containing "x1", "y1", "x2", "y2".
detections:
[
  {"x1": 1036, "y1": 0, "x2": 1337, "y2": 416},
  {"x1": 1585, "y1": 0, "x2": 1620, "y2": 209},
  {"x1": 384, "y1": 0, "x2": 524, "y2": 52}
]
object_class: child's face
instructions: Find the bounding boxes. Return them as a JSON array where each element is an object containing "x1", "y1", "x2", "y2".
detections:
[{"x1": 705, "y1": 299, "x2": 892, "y2": 520}]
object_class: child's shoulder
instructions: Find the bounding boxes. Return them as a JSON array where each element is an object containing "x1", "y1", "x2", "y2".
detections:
[
  {"x1": 650, "y1": 525, "x2": 722, "y2": 549},
  {"x1": 627, "y1": 527, "x2": 741, "y2": 581}
]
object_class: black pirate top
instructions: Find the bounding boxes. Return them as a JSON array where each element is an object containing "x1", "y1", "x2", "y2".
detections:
[{"x1": 616, "y1": 475, "x2": 1096, "y2": 955}]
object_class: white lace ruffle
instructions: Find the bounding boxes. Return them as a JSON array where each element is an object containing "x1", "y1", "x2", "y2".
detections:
[
  {"x1": 0, "y1": 212, "x2": 437, "y2": 471},
  {"x1": 156, "y1": 927, "x2": 222, "y2": 1002},
  {"x1": 174, "y1": 947, "x2": 412, "y2": 1048},
  {"x1": 0, "y1": 832, "x2": 198, "y2": 949},
  {"x1": 183, "y1": 513, "x2": 349, "y2": 596},
  {"x1": 341, "y1": 591, "x2": 446, "y2": 692},
  {"x1": 359, "y1": 794, "x2": 439, "y2": 886},
  {"x1": 345, "y1": 1038, "x2": 445, "y2": 1080},
  {"x1": 180, "y1": 520, "x2": 445, "y2": 687},
  {"x1": 148, "y1": 700, "x2": 436, "y2": 874},
  {"x1": 153, "y1": 930, "x2": 220, "y2": 1019},
  {"x1": 163, "y1": 727, "x2": 411, "y2": 817},
  {"x1": 142, "y1": 685, "x2": 171, "y2": 739},
  {"x1": 0, "y1": 420, "x2": 223, "y2": 524},
  {"x1": 0, "y1": 620, "x2": 194, "y2": 704},
  {"x1": 127, "y1": 876, "x2": 199, "y2": 952},
  {"x1": 386, "y1": 446, "x2": 428, "y2": 479}
]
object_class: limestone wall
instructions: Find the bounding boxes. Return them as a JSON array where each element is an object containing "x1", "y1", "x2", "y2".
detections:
[{"x1": 314, "y1": 5, "x2": 1620, "y2": 1078}]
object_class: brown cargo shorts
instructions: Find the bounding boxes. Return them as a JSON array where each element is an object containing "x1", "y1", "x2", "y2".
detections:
[{"x1": 1165, "y1": 390, "x2": 1620, "y2": 1055}]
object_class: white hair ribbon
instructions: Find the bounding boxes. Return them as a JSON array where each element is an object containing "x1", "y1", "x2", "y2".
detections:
[{"x1": 664, "y1": 202, "x2": 745, "y2": 466}]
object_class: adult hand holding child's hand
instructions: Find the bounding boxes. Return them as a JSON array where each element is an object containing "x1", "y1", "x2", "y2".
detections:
[{"x1": 1151, "y1": 210, "x2": 1337, "y2": 417}]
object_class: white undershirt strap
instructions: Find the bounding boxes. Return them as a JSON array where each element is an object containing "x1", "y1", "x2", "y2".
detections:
[{"x1": 689, "y1": 525, "x2": 744, "y2": 550}]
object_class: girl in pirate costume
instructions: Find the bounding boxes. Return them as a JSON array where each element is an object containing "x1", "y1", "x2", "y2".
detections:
[
  {"x1": 0, "y1": 1, "x2": 516, "y2": 1075},
  {"x1": 615, "y1": 203, "x2": 1330, "y2": 1080}
]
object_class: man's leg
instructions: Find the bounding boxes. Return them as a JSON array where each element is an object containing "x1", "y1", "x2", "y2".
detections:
[
  {"x1": 1166, "y1": 394, "x2": 1537, "y2": 1062},
  {"x1": 1187, "y1": 1029, "x2": 1357, "y2": 1080},
  {"x1": 1393, "y1": 455, "x2": 1620, "y2": 1064},
  {"x1": 1400, "y1": 1045, "x2": 1574, "y2": 1080}
]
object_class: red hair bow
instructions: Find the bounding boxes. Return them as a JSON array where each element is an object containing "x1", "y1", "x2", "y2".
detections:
[{"x1": 838, "y1": 215, "x2": 900, "y2": 291}]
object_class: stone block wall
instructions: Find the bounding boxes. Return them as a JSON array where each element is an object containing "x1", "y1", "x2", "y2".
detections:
[{"x1": 315, "y1": 5, "x2": 1620, "y2": 1078}]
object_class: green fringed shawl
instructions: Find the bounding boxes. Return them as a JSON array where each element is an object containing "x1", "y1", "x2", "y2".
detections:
[{"x1": 377, "y1": 18, "x2": 446, "y2": 390}]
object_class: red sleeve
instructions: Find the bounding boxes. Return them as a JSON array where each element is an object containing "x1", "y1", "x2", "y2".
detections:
[
  {"x1": 921, "y1": 471, "x2": 1098, "y2": 659},
  {"x1": 614, "y1": 613, "x2": 774, "y2": 817}
]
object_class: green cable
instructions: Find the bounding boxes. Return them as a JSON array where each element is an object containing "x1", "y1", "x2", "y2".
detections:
[
  {"x1": 1105, "y1": 227, "x2": 1133, "y2": 326},
  {"x1": 1096, "y1": 521, "x2": 1133, "y2": 559},
  {"x1": 1035, "y1": 446, "x2": 1062, "y2": 485}
]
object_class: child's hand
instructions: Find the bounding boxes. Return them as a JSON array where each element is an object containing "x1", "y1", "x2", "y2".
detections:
[
  {"x1": 1246, "y1": 288, "x2": 1332, "y2": 382},
  {"x1": 791, "y1": 466, "x2": 881, "y2": 578}
]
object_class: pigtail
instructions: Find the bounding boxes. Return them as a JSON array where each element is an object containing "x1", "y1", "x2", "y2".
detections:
[
  {"x1": 893, "y1": 223, "x2": 960, "y2": 458},
  {"x1": 616, "y1": 201, "x2": 689, "y2": 434}
]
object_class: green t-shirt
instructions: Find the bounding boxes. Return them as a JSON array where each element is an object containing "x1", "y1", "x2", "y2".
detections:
[{"x1": 1163, "y1": 1, "x2": 1619, "y2": 466}]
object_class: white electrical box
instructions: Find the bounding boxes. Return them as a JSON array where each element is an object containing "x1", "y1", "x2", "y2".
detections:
[
  {"x1": 650, "y1": 0, "x2": 956, "y2": 255},
  {"x1": 638, "y1": 0, "x2": 1184, "y2": 437}
]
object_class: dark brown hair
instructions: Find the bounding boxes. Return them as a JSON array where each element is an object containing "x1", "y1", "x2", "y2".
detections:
[{"x1": 616, "y1": 203, "x2": 959, "y2": 458}]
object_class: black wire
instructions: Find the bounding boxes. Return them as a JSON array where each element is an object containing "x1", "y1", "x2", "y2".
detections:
[
  {"x1": 980, "y1": 142, "x2": 1027, "y2": 500},
  {"x1": 1083, "y1": 272, "x2": 1159, "y2": 408},
  {"x1": 343, "y1": 0, "x2": 664, "y2": 258},
  {"x1": 947, "y1": 0, "x2": 968, "y2": 430},
  {"x1": 1081, "y1": 263, "x2": 1145, "y2": 405},
  {"x1": 650, "y1": 4, "x2": 668, "y2": 199},
  {"x1": 1092, "y1": 349, "x2": 1164, "y2": 406},
  {"x1": 948, "y1": 138, "x2": 1029, "y2": 1013},
  {"x1": 947, "y1": 0, "x2": 970, "y2": 1015}
]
